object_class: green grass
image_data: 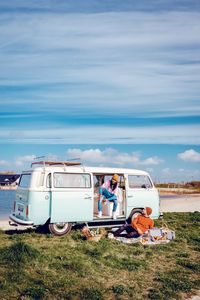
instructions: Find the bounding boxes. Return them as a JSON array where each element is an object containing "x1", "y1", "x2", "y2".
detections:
[{"x1": 0, "y1": 212, "x2": 199, "y2": 300}]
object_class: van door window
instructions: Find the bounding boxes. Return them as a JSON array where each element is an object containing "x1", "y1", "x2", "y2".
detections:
[
  {"x1": 19, "y1": 174, "x2": 31, "y2": 188},
  {"x1": 93, "y1": 175, "x2": 104, "y2": 188},
  {"x1": 53, "y1": 173, "x2": 91, "y2": 188},
  {"x1": 128, "y1": 175, "x2": 152, "y2": 189}
]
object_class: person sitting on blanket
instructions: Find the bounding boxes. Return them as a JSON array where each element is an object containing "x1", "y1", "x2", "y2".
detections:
[{"x1": 113, "y1": 207, "x2": 154, "y2": 238}]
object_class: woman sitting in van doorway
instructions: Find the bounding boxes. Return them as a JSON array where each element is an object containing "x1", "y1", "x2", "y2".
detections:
[
  {"x1": 98, "y1": 174, "x2": 120, "y2": 219},
  {"x1": 113, "y1": 207, "x2": 154, "y2": 238}
]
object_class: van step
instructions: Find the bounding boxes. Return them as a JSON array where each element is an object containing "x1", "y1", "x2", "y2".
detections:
[
  {"x1": 86, "y1": 219, "x2": 126, "y2": 228},
  {"x1": 93, "y1": 214, "x2": 125, "y2": 219}
]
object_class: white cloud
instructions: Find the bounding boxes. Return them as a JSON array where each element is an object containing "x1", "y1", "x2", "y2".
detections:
[
  {"x1": 12, "y1": 153, "x2": 60, "y2": 170},
  {"x1": 178, "y1": 149, "x2": 200, "y2": 162},
  {"x1": 0, "y1": 10, "x2": 200, "y2": 117},
  {"x1": 66, "y1": 148, "x2": 163, "y2": 167},
  {"x1": 0, "y1": 124, "x2": 199, "y2": 145},
  {"x1": 15, "y1": 155, "x2": 36, "y2": 166},
  {"x1": 141, "y1": 156, "x2": 163, "y2": 165},
  {"x1": 0, "y1": 160, "x2": 9, "y2": 166},
  {"x1": 46, "y1": 153, "x2": 59, "y2": 161},
  {"x1": 175, "y1": 168, "x2": 200, "y2": 182}
]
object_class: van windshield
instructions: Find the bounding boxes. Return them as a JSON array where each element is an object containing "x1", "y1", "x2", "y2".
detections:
[
  {"x1": 128, "y1": 175, "x2": 153, "y2": 189},
  {"x1": 19, "y1": 174, "x2": 31, "y2": 188}
]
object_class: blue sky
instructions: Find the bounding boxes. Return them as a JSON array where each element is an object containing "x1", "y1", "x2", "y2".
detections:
[{"x1": 0, "y1": 0, "x2": 200, "y2": 182}]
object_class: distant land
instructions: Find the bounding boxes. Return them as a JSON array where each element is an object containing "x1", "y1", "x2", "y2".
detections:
[{"x1": 155, "y1": 181, "x2": 200, "y2": 195}]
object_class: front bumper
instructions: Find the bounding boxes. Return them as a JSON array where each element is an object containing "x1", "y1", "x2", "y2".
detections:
[{"x1": 9, "y1": 214, "x2": 34, "y2": 226}]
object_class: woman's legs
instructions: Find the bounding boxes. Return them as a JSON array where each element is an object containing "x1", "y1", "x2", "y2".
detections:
[
  {"x1": 126, "y1": 230, "x2": 140, "y2": 238},
  {"x1": 98, "y1": 188, "x2": 118, "y2": 212},
  {"x1": 114, "y1": 224, "x2": 140, "y2": 238},
  {"x1": 107, "y1": 197, "x2": 118, "y2": 212},
  {"x1": 113, "y1": 224, "x2": 127, "y2": 237}
]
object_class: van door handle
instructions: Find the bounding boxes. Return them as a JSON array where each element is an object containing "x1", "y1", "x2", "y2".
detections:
[
  {"x1": 84, "y1": 196, "x2": 92, "y2": 200},
  {"x1": 127, "y1": 195, "x2": 134, "y2": 198}
]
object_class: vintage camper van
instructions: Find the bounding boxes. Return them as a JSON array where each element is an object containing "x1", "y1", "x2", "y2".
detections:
[{"x1": 9, "y1": 161, "x2": 160, "y2": 236}]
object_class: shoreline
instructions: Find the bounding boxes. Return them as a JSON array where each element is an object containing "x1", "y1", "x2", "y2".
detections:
[{"x1": 0, "y1": 186, "x2": 17, "y2": 190}]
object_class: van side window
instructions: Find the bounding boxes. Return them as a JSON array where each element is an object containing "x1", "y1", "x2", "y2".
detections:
[
  {"x1": 53, "y1": 173, "x2": 91, "y2": 188},
  {"x1": 19, "y1": 174, "x2": 31, "y2": 188},
  {"x1": 46, "y1": 173, "x2": 51, "y2": 188},
  {"x1": 128, "y1": 175, "x2": 152, "y2": 189}
]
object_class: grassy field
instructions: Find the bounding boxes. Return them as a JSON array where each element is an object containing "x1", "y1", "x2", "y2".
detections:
[{"x1": 0, "y1": 212, "x2": 199, "y2": 300}]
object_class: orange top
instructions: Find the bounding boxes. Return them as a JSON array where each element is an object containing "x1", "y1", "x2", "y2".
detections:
[{"x1": 131, "y1": 215, "x2": 154, "y2": 234}]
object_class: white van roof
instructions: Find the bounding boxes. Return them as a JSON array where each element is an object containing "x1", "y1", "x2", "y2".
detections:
[{"x1": 24, "y1": 163, "x2": 149, "y2": 176}]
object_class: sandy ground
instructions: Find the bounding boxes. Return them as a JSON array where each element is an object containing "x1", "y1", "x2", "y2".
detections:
[
  {"x1": 160, "y1": 194, "x2": 200, "y2": 213},
  {"x1": 0, "y1": 219, "x2": 32, "y2": 231},
  {"x1": 1, "y1": 194, "x2": 200, "y2": 231}
]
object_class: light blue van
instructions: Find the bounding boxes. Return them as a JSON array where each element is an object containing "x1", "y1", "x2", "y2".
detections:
[{"x1": 9, "y1": 161, "x2": 160, "y2": 236}]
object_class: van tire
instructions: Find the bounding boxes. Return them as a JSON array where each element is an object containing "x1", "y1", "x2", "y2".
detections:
[
  {"x1": 127, "y1": 208, "x2": 143, "y2": 224},
  {"x1": 48, "y1": 222, "x2": 72, "y2": 236}
]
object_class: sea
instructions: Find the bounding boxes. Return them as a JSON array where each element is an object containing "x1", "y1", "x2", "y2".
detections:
[{"x1": 0, "y1": 190, "x2": 15, "y2": 220}]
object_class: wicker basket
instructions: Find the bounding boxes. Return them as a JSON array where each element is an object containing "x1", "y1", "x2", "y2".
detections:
[
  {"x1": 82, "y1": 226, "x2": 103, "y2": 242},
  {"x1": 87, "y1": 234, "x2": 102, "y2": 242}
]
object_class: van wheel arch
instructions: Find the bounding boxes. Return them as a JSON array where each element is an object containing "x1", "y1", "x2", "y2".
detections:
[
  {"x1": 127, "y1": 208, "x2": 144, "y2": 224},
  {"x1": 48, "y1": 222, "x2": 72, "y2": 236}
]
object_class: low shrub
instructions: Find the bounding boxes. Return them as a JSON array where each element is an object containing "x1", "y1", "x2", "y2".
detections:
[
  {"x1": 148, "y1": 288, "x2": 163, "y2": 300},
  {"x1": 80, "y1": 287, "x2": 104, "y2": 300},
  {"x1": 62, "y1": 256, "x2": 89, "y2": 277},
  {"x1": 112, "y1": 284, "x2": 129, "y2": 295},
  {"x1": 155, "y1": 269, "x2": 193, "y2": 298},
  {"x1": 0, "y1": 241, "x2": 40, "y2": 266},
  {"x1": 176, "y1": 259, "x2": 200, "y2": 272},
  {"x1": 175, "y1": 251, "x2": 189, "y2": 258},
  {"x1": 106, "y1": 256, "x2": 146, "y2": 271},
  {"x1": 21, "y1": 286, "x2": 46, "y2": 299}
]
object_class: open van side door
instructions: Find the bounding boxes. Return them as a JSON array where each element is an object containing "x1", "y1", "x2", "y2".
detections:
[
  {"x1": 50, "y1": 172, "x2": 93, "y2": 223},
  {"x1": 125, "y1": 174, "x2": 160, "y2": 219}
]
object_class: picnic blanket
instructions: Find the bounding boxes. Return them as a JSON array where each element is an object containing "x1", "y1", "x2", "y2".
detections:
[
  {"x1": 108, "y1": 226, "x2": 175, "y2": 245},
  {"x1": 140, "y1": 227, "x2": 175, "y2": 245},
  {"x1": 108, "y1": 233, "x2": 141, "y2": 244}
]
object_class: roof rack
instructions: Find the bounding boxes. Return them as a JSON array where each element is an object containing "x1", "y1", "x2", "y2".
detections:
[{"x1": 31, "y1": 161, "x2": 82, "y2": 168}]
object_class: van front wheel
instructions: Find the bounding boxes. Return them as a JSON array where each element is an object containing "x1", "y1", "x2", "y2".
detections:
[{"x1": 48, "y1": 222, "x2": 72, "y2": 236}]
